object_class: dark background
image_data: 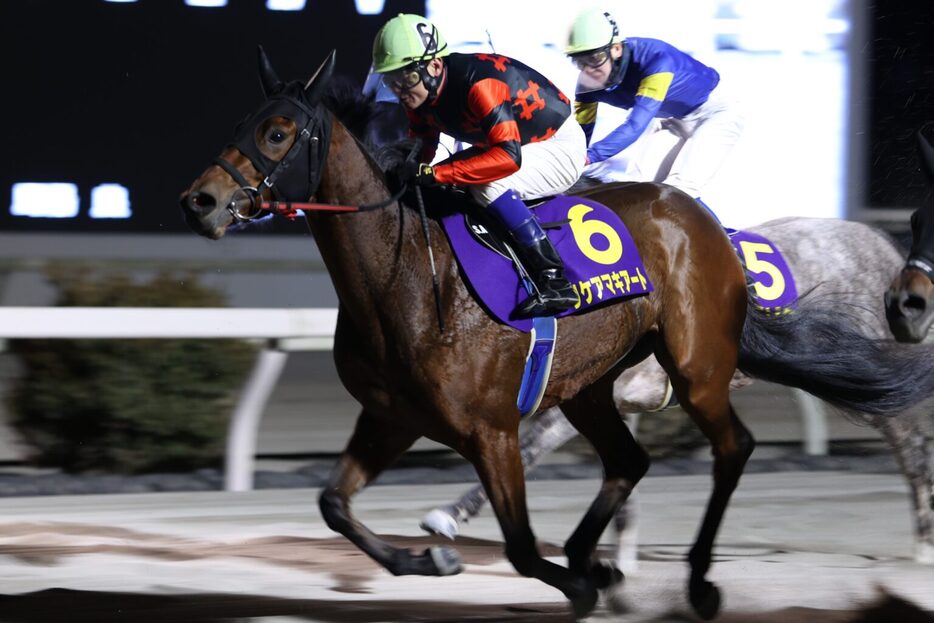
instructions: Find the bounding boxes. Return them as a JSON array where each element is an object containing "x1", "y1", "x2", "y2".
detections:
[
  {"x1": 1, "y1": 0, "x2": 932, "y2": 234},
  {"x1": 866, "y1": 1, "x2": 934, "y2": 208},
  {"x1": 0, "y1": 0, "x2": 423, "y2": 234}
]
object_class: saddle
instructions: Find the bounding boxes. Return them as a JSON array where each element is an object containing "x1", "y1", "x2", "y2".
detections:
[
  {"x1": 432, "y1": 191, "x2": 655, "y2": 416},
  {"x1": 438, "y1": 193, "x2": 654, "y2": 332}
]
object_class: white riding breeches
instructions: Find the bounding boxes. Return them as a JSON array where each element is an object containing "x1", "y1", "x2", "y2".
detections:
[
  {"x1": 584, "y1": 86, "x2": 744, "y2": 199},
  {"x1": 469, "y1": 116, "x2": 588, "y2": 206}
]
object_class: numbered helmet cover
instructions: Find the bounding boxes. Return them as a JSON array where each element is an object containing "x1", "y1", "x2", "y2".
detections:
[
  {"x1": 373, "y1": 13, "x2": 450, "y2": 73},
  {"x1": 565, "y1": 8, "x2": 622, "y2": 55}
]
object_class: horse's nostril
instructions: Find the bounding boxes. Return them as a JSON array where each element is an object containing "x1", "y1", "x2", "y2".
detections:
[
  {"x1": 901, "y1": 293, "x2": 927, "y2": 318},
  {"x1": 184, "y1": 191, "x2": 217, "y2": 213}
]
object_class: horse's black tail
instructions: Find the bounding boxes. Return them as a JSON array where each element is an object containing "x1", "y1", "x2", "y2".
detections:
[{"x1": 737, "y1": 299, "x2": 934, "y2": 415}]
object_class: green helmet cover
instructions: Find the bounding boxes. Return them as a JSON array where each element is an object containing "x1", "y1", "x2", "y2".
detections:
[
  {"x1": 372, "y1": 13, "x2": 450, "y2": 73},
  {"x1": 565, "y1": 8, "x2": 622, "y2": 55}
]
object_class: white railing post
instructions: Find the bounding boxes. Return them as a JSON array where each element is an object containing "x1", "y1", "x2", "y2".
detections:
[
  {"x1": 224, "y1": 344, "x2": 290, "y2": 492},
  {"x1": 791, "y1": 388, "x2": 829, "y2": 456}
]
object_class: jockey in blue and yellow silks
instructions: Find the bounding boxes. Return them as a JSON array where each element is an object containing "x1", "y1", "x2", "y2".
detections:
[{"x1": 568, "y1": 8, "x2": 744, "y2": 200}]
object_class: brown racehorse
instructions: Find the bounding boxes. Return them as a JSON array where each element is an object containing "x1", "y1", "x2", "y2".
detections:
[{"x1": 179, "y1": 50, "x2": 931, "y2": 619}]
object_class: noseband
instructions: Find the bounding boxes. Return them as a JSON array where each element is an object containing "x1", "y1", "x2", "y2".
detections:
[{"x1": 212, "y1": 85, "x2": 333, "y2": 223}]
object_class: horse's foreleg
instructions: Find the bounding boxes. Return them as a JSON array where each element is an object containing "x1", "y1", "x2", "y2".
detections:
[
  {"x1": 873, "y1": 413, "x2": 934, "y2": 564},
  {"x1": 319, "y1": 409, "x2": 463, "y2": 576},
  {"x1": 467, "y1": 423, "x2": 598, "y2": 618},
  {"x1": 560, "y1": 384, "x2": 650, "y2": 591},
  {"x1": 421, "y1": 407, "x2": 579, "y2": 538}
]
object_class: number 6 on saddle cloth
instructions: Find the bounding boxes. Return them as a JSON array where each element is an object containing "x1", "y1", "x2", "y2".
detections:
[{"x1": 440, "y1": 194, "x2": 654, "y2": 416}]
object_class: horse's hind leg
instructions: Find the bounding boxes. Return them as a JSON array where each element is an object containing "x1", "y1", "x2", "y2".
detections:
[
  {"x1": 655, "y1": 337, "x2": 754, "y2": 619},
  {"x1": 651, "y1": 274, "x2": 754, "y2": 618},
  {"x1": 560, "y1": 375, "x2": 650, "y2": 591},
  {"x1": 420, "y1": 407, "x2": 579, "y2": 538},
  {"x1": 872, "y1": 413, "x2": 934, "y2": 563},
  {"x1": 319, "y1": 409, "x2": 463, "y2": 576},
  {"x1": 465, "y1": 419, "x2": 599, "y2": 618}
]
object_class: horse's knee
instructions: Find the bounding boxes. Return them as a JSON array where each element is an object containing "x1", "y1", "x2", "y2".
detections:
[{"x1": 319, "y1": 487, "x2": 349, "y2": 532}]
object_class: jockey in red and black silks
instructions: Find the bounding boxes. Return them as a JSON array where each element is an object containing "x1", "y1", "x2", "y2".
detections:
[
  {"x1": 404, "y1": 52, "x2": 573, "y2": 187},
  {"x1": 373, "y1": 14, "x2": 587, "y2": 319}
]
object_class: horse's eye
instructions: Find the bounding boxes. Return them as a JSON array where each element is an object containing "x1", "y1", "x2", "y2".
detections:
[{"x1": 269, "y1": 129, "x2": 286, "y2": 144}]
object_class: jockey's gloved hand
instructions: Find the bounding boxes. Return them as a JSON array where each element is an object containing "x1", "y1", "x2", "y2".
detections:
[{"x1": 392, "y1": 160, "x2": 437, "y2": 189}]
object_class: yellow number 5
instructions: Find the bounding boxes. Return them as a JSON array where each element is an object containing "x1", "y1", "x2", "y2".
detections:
[
  {"x1": 568, "y1": 204, "x2": 623, "y2": 265},
  {"x1": 738, "y1": 241, "x2": 785, "y2": 301}
]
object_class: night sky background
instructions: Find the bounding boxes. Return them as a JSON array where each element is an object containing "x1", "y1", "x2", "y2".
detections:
[
  {"x1": 0, "y1": 0, "x2": 424, "y2": 233},
  {"x1": 866, "y1": 1, "x2": 934, "y2": 208}
]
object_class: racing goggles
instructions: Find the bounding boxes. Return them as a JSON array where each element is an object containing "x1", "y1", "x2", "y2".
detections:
[
  {"x1": 382, "y1": 64, "x2": 423, "y2": 91},
  {"x1": 570, "y1": 47, "x2": 611, "y2": 70}
]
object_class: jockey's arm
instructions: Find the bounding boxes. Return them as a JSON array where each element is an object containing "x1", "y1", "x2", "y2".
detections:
[
  {"x1": 587, "y1": 70, "x2": 674, "y2": 164},
  {"x1": 587, "y1": 85, "x2": 666, "y2": 164},
  {"x1": 432, "y1": 77, "x2": 522, "y2": 186}
]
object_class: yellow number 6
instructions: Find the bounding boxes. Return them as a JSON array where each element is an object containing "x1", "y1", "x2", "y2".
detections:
[
  {"x1": 738, "y1": 241, "x2": 785, "y2": 301},
  {"x1": 568, "y1": 204, "x2": 623, "y2": 265}
]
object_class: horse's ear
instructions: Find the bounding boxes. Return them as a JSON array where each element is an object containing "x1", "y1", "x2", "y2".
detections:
[
  {"x1": 257, "y1": 45, "x2": 283, "y2": 97},
  {"x1": 305, "y1": 49, "x2": 336, "y2": 104}
]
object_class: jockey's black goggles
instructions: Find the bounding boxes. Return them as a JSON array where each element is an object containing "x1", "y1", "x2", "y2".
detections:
[
  {"x1": 382, "y1": 64, "x2": 424, "y2": 91},
  {"x1": 570, "y1": 46, "x2": 612, "y2": 70}
]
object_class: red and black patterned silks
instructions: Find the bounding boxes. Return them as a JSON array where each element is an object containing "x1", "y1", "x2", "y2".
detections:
[{"x1": 405, "y1": 53, "x2": 571, "y2": 185}]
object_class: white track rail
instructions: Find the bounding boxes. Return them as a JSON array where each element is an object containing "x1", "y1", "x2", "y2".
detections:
[{"x1": 0, "y1": 307, "x2": 338, "y2": 492}]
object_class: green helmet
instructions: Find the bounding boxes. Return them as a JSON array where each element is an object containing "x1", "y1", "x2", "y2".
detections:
[
  {"x1": 372, "y1": 13, "x2": 450, "y2": 73},
  {"x1": 565, "y1": 8, "x2": 622, "y2": 55}
]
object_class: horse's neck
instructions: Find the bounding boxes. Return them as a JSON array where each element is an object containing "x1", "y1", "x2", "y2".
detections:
[{"x1": 307, "y1": 119, "x2": 425, "y2": 326}]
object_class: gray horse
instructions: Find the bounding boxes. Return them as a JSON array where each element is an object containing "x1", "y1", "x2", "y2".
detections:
[{"x1": 421, "y1": 217, "x2": 934, "y2": 574}]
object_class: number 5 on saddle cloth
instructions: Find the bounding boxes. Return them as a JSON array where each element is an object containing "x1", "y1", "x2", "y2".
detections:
[{"x1": 440, "y1": 195, "x2": 654, "y2": 416}]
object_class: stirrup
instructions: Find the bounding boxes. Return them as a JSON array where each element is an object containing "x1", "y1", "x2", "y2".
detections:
[{"x1": 514, "y1": 284, "x2": 578, "y2": 318}]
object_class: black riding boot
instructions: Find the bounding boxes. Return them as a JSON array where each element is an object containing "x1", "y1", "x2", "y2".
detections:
[
  {"x1": 512, "y1": 235, "x2": 580, "y2": 318},
  {"x1": 485, "y1": 189, "x2": 579, "y2": 318}
]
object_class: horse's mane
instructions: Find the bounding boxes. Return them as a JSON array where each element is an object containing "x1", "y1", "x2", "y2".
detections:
[
  {"x1": 320, "y1": 75, "x2": 376, "y2": 142},
  {"x1": 320, "y1": 75, "x2": 413, "y2": 174}
]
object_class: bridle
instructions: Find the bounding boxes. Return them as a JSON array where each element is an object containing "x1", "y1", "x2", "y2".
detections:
[
  {"x1": 211, "y1": 82, "x2": 413, "y2": 223},
  {"x1": 212, "y1": 84, "x2": 333, "y2": 223},
  {"x1": 906, "y1": 207, "x2": 934, "y2": 282}
]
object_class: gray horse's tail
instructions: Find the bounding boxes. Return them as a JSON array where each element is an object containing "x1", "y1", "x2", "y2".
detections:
[{"x1": 737, "y1": 299, "x2": 934, "y2": 415}]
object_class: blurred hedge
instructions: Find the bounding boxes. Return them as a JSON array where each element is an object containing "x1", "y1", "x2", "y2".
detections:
[{"x1": 4, "y1": 267, "x2": 257, "y2": 474}]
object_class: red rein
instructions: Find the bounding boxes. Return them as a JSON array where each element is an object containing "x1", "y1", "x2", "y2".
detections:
[{"x1": 260, "y1": 201, "x2": 360, "y2": 220}]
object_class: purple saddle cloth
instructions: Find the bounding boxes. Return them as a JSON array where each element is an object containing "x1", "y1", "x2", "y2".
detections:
[
  {"x1": 727, "y1": 229, "x2": 799, "y2": 313},
  {"x1": 440, "y1": 195, "x2": 654, "y2": 332}
]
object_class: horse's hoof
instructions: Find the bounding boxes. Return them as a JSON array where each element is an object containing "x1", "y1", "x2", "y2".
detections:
[
  {"x1": 605, "y1": 581, "x2": 630, "y2": 614},
  {"x1": 420, "y1": 509, "x2": 460, "y2": 540},
  {"x1": 428, "y1": 546, "x2": 463, "y2": 575},
  {"x1": 566, "y1": 578, "x2": 599, "y2": 619},
  {"x1": 689, "y1": 579, "x2": 721, "y2": 620},
  {"x1": 590, "y1": 561, "x2": 624, "y2": 589}
]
